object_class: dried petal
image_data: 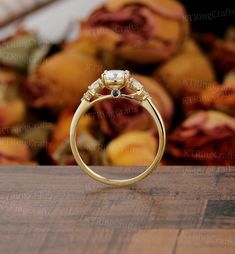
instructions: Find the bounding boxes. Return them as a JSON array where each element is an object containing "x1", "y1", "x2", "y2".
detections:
[
  {"x1": 24, "y1": 47, "x2": 103, "y2": 109},
  {"x1": 0, "y1": 68, "x2": 23, "y2": 101},
  {"x1": 224, "y1": 71, "x2": 235, "y2": 85},
  {"x1": 195, "y1": 33, "x2": 235, "y2": 76},
  {"x1": 200, "y1": 83, "x2": 235, "y2": 116},
  {"x1": 153, "y1": 39, "x2": 216, "y2": 98},
  {"x1": 94, "y1": 74, "x2": 173, "y2": 137},
  {"x1": 0, "y1": 33, "x2": 40, "y2": 70},
  {"x1": 48, "y1": 108, "x2": 103, "y2": 165},
  {"x1": 183, "y1": 74, "x2": 235, "y2": 116},
  {"x1": 168, "y1": 111, "x2": 235, "y2": 165},
  {"x1": 0, "y1": 99, "x2": 26, "y2": 130},
  {"x1": 12, "y1": 122, "x2": 54, "y2": 160},
  {"x1": 28, "y1": 44, "x2": 51, "y2": 74},
  {"x1": 80, "y1": 0, "x2": 189, "y2": 64},
  {"x1": 0, "y1": 137, "x2": 35, "y2": 165},
  {"x1": 0, "y1": 69, "x2": 26, "y2": 130},
  {"x1": 134, "y1": 74, "x2": 174, "y2": 128},
  {"x1": 106, "y1": 131, "x2": 157, "y2": 166}
]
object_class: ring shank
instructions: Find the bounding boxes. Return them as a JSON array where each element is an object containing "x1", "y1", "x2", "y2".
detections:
[{"x1": 70, "y1": 95, "x2": 166, "y2": 186}]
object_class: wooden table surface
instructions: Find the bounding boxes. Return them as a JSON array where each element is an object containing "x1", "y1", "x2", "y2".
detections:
[{"x1": 0, "y1": 166, "x2": 234, "y2": 254}]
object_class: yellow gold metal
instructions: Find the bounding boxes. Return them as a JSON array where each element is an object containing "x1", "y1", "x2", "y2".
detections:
[{"x1": 70, "y1": 70, "x2": 166, "y2": 186}]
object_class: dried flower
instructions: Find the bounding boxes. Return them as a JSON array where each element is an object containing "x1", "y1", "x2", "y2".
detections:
[
  {"x1": 183, "y1": 72, "x2": 235, "y2": 116},
  {"x1": 24, "y1": 46, "x2": 103, "y2": 109},
  {"x1": 0, "y1": 137, "x2": 35, "y2": 165},
  {"x1": 168, "y1": 110, "x2": 235, "y2": 165},
  {"x1": 11, "y1": 121, "x2": 54, "y2": 160},
  {"x1": 106, "y1": 131, "x2": 157, "y2": 166},
  {"x1": 224, "y1": 71, "x2": 235, "y2": 84},
  {"x1": 80, "y1": 0, "x2": 189, "y2": 64},
  {"x1": 0, "y1": 99, "x2": 26, "y2": 131},
  {"x1": 200, "y1": 83, "x2": 235, "y2": 116},
  {"x1": 135, "y1": 74, "x2": 174, "y2": 127},
  {"x1": 153, "y1": 39, "x2": 216, "y2": 98},
  {"x1": 48, "y1": 108, "x2": 103, "y2": 165},
  {"x1": 94, "y1": 74, "x2": 173, "y2": 137},
  {"x1": 0, "y1": 31, "x2": 40, "y2": 71},
  {"x1": 196, "y1": 33, "x2": 235, "y2": 76},
  {"x1": 211, "y1": 40, "x2": 235, "y2": 76},
  {"x1": 0, "y1": 69, "x2": 26, "y2": 131}
]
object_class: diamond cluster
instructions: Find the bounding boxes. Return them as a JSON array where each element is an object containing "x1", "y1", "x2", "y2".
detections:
[{"x1": 82, "y1": 70, "x2": 150, "y2": 102}]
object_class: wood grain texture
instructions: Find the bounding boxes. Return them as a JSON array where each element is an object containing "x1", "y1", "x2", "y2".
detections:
[{"x1": 0, "y1": 166, "x2": 234, "y2": 254}]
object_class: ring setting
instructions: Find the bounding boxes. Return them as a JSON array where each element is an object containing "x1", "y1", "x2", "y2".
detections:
[{"x1": 83, "y1": 70, "x2": 150, "y2": 102}]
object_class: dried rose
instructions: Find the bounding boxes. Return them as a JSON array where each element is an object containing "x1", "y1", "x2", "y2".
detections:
[
  {"x1": 48, "y1": 108, "x2": 103, "y2": 165},
  {"x1": 75, "y1": 132, "x2": 105, "y2": 166},
  {"x1": 0, "y1": 69, "x2": 26, "y2": 131},
  {"x1": 168, "y1": 111, "x2": 235, "y2": 165},
  {"x1": 135, "y1": 74, "x2": 174, "y2": 127},
  {"x1": 80, "y1": 0, "x2": 189, "y2": 64},
  {"x1": 64, "y1": 38, "x2": 99, "y2": 56},
  {"x1": 211, "y1": 40, "x2": 235, "y2": 75},
  {"x1": 11, "y1": 122, "x2": 54, "y2": 160},
  {"x1": 225, "y1": 26, "x2": 235, "y2": 43},
  {"x1": 0, "y1": 31, "x2": 40, "y2": 71},
  {"x1": 94, "y1": 95, "x2": 153, "y2": 138},
  {"x1": 0, "y1": 137, "x2": 36, "y2": 165},
  {"x1": 0, "y1": 99, "x2": 26, "y2": 132},
  {"x1": 153, "y1": 39, "x2": 216, "y2": 98},
  {"x1": 24, "y1": 46, "x2": 103, "y2": 109},
  {"x1": 0, "y1": 68, "x2": 23, "y2": 97},
  {"x1": 94, "y1": 74, "x2": 173, "y2": 138},
  {"x1": 200, "y1": 83, "x2": 235, "y2": 117},
  {"x1": 183, "y1": 72, "x2": 235, "y2": 116},
  {"x1": 224, "y1": 71, "x2": 235, "y2": 84},
  {"x1": 106, "y1": 131, "x2": 157, "y2": 166},
  {"x1": 196, "y1": 33, "x2": 235, "y2": 76}
]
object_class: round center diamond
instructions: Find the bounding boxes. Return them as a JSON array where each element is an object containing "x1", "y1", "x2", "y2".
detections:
[
  {"x1": 105, "y1": 70, "x2": 124, "y2": 82},
  {"x1": 103, "y1": 70, "x2": 128, "y2": 90}
]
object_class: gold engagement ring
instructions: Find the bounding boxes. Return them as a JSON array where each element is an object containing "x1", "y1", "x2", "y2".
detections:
[{"x1": 70, "y1": 70, "x2": 166, "y2": 186}]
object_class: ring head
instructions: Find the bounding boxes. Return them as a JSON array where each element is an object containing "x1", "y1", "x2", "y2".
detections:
[{"x1": 102, "y1": 70, "x2": 129, "y2": 90}]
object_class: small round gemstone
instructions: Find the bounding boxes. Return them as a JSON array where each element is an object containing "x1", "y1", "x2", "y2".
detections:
[{"x1": 111, "y1": 89, "x2": 120, "y2": 97}]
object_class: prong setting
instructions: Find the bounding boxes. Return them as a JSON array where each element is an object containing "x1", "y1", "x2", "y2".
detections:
[
  {"x1": 102, "y1": 70, "x2": 129, "y2": 90},
  {"x1": 82, "y1": 70, "x2": 150, "y2": 102}
]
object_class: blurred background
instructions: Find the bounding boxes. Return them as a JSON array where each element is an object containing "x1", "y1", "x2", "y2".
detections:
[{"x1": 0, "y1": 0, "x2": 234, "y2": 166}]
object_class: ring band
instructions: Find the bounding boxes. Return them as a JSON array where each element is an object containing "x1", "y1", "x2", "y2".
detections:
[{"x1": 70, "y1": 70, "x2": 166, "y2": 186}]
